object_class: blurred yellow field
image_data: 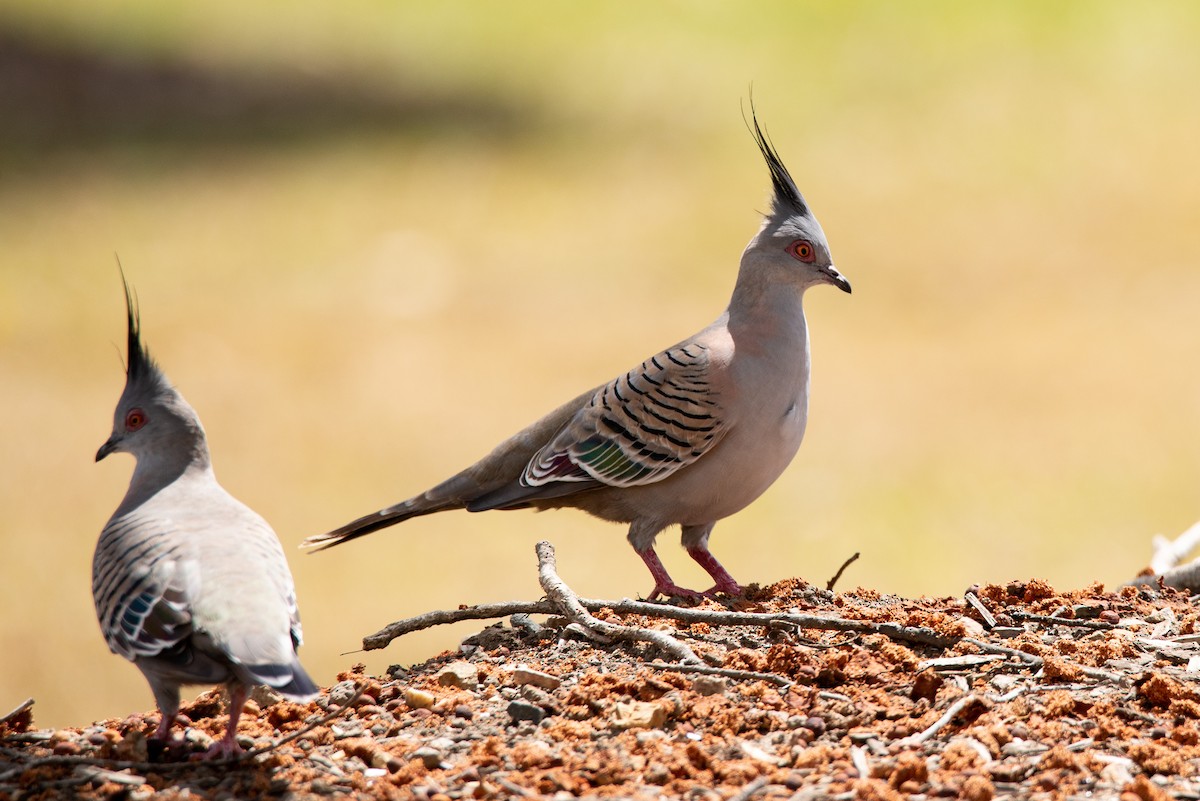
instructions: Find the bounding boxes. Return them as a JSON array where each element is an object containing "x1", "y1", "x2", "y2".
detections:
[{"x1": 1, "y1": 2, "x2": 1198, "y2": 729}]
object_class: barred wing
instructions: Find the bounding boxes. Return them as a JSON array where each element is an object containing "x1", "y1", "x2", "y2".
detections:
[
  {"x1": 524, "y1": 342, "x2": 726, "y2": 488},
  {"x1": 92, "y1": 511, "x2": 194, "y2": 661}
]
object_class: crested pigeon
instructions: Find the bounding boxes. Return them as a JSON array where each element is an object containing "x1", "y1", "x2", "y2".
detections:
[
  {"x1": 94, "y1": 279, "x2": 318, "y2": 759},
  {"x1": 306, "y1": 114, "x2": 851, "y2": 599}
]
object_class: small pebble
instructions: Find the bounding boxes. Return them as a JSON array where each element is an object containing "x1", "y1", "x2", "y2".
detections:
[
  {"x1": 610, "y1": 700, "x2": 666, "y2": 730},
  {"x1": 512, "y1": 666, "x2": 561, "y2": 690},
  {"x1": 520, "y1": 685, "x2": 553, "y2": 708},
  {"x1": 185, "y1": 728, "x2": 214, "y2": 750},
  {"x1": 371, "y1": 751, "x2": 404, "y2": 773},
  {"x1": 411, "y1": 746, "x2": 444, "y2": 770},
  {"x1": 645, "y1": 763, "x2": 670, "y2": 785},
  {"x1": 692, "y1": 675, "x2": 728, "y2": 696},
  {"x1": 405, "y1": 688, "x2": 436, "y2": 709},
  {"x1": 437, "y1": 661, "x2": 479, "y2": 689},
  {"x1": 507, "y1": 700, "x2": 546, "y2": 725},
  {"x1": 327, "y1": 680, "x2": 358, "y2": 707},
  {"x1": 331, "y1": 720, "x2": 364, "y2": 739}
]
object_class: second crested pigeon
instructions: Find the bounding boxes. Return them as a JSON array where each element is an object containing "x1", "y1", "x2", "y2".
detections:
[
  {"x1": 305, "y1": 114, "x2": 851, "y2": 599},
  {"x1": 94, "y1": 279, "x2": 319, "y2": 759}
]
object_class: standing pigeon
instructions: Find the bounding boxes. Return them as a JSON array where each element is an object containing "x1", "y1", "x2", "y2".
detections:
[
  {"x1": 305, "y1": 114, "x2": 851, "y2": 599},
  {"x1": 93, "y1": 279, "x2": 318, "y2": 759}
]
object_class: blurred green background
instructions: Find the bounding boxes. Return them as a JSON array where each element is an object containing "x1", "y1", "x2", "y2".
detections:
[{"x1": 2, "y1": 1, "x2": 1199, "y2": 730}]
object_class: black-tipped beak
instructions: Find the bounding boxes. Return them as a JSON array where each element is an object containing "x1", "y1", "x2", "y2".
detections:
[
  {"x1": 822, "y1": 265, "x2": 852, "y2": 294},
  {"x1": 96, "y1": 437, "x2": 119, "y2": 462}
]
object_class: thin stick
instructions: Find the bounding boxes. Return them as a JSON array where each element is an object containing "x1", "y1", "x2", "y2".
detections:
[
  {"x1": 363, "y1": 595, "x2": 956, "y2": 652},
  {"x1": 963, "y1": 638, "x2": 1122, "y2": 682},
  {"x1": 896, "y1": 694, "x2": 979, "y2": 747},
  {"x1": 496, "y1": 776, "x2": 534, "y2": 797},
  {"x1": 730, "y1": 775, "x2": 771, "y2": 801},
  {"x1": 646, "y1": 662, "x2": 793, "y2": 688},
  {"x1": 363, "y1": 600, "x2": 559, "y2": 650},
  {"x1": 0, "y1": 698, "x2": 33, "y2": 729},
  {"x1": 964, "y1": 592, "x2": 996, "y2": 629},
  {"x1": 962, "y1": 638, "x2": 1043, "y2": 666},
  {"x1": 1128, "y1": 561, "x2": 1200, "y2": 593},
  {"x1": 1007, "y1": 611, "x2": 1115, "y2": 631},
  {"x1": 850, "y1": 746, "x2": 870, "y2": 779},
  {"x1": 826, "y1": 553, "x2": 860, "y2": 592},
  {"x1": 535, "y1": 541, "x2": 703, "y2": 665},
  {"x1": 1150, "y1": 521, "x2": 1200, "y2": 574}
]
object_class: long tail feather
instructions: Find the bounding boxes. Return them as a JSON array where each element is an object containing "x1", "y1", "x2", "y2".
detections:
[{"x1": 302, "y1": 499, "x2": 440, "y2": 552}]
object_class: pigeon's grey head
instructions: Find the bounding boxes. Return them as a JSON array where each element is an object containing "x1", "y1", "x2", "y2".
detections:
[
  {"x1": 96, "y1": 277, "x2": 207, "y2": 465},
  {"x1": 745, "y1": 111, "x2": 850, "y2": 294}
]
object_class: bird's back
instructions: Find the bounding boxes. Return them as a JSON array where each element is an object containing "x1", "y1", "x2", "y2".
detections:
[{"x1": 95, "y1": 468, "x2": 307, "y2": 690}]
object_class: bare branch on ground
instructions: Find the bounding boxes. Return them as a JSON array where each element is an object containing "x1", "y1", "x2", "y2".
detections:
[{"x1": 535, "y1": 540, "x2": 703, "y2": 665}]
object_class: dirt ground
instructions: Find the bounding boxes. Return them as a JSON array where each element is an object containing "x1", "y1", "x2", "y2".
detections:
[{"x1": 4, "y1": 571, "x2": 1200, "y2": 800}]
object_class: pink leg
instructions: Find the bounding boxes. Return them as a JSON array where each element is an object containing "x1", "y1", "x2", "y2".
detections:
[
  {"x1": 636, "y1": 547, "x2": 703, "y2": 600},
  {"x1": 146, "y1": 681, "x2": 182, "y2": 757},
  {"x1": 686, "y1": 546, "x2": 742, "y2": 596},
  {"x1": 152, "y1": 710, "x2": 176, "y2": 742},
  {"x1": 201, "y1": 685, "x2": 248, "y2": 760}
]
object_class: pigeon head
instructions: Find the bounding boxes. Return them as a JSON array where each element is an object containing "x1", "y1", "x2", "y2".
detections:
[
  {"x1": 745, "y1": 109, "x2": 850, "y2": 294},
  {"x1": 96, "y1": 276, "x2": 207, "y2": 466}
]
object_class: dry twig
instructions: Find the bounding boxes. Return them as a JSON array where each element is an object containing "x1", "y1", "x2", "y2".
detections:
[
  {"x1": 535, "y1": 541, "x2": 703, "y2": 665},
  {"x1": 363, "y1": 600, "x2": 558, "y2": 650},
  {"x1": 896, "y1": 693, "x2": 980, "y2": 747},
  {"x1": 964, "y1": 591, "x2": 996, "y2": 628},
  {"x1": 1150, "y1": 521, "x2": 1200, "y2": 575},
  {"x1": 826, "y1": 552, "x2": 860, "y2": 592},
  {"x1": 1007, "y1": 611, "x2": 1115, "y2": 630},
  {"x1": 364, "y1": 591, "x2": 956, "y2": 652},
  {"x1": 1128, "y1": 520, "x2": 1200, "y2": 591},
  {"x1": 0, "y1": 698, "x2": 33, "y2": 729},
  {"x1": 646, "y1": 661, "x2": 793, "y2": 688},
  {"x1": 729, "y1": 775, "x2": 771, "y2": 801}
]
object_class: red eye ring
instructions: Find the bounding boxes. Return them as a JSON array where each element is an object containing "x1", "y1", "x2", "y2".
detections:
[
  {"x1": 125, "y1": 408, "x2": 147, "y2": 431},
  {"x1": 788, "y1": 239, "x2": 816, "y2": 263}
]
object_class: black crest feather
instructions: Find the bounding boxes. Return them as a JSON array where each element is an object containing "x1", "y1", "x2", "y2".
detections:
[
  {"x1": 118, "y1": 266, "x2": 160, "y2": 389},
  {"x1": 745, "y1": 102, "x2": 808, "y2": 217}
]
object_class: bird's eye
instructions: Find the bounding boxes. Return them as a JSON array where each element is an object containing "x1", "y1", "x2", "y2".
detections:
[
  {"x1": 125, "y1": 408, "x2": 147, "y2": 431},
  {"x1": 788, "y1": 240, "x2": 816, "y2": 263}
]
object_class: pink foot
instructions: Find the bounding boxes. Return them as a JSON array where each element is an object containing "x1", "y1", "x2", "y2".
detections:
[
  {"x1": 646, "y1": 582, "x2": 705, "y2": 602},
  {"x1": 700, "y1": 580, "x2": 743, "y2": 597},
  {"x1": 196, "y1": 735, "x2": 244, "y2": 761},
  {"x1": 687, "y1": 547, "x2": 743, "y2": 597},
  {"x1": 192, "y1": 684, "x2": 248, "y2": 761},
  {"x1": 637, "y1": 547, "x2": 704, "y2": 600}
]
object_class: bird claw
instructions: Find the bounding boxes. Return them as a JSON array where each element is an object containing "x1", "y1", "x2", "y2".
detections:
[
  {"x1": 646, "y1": 579, "x2": 743, "y2": 602},
  {"x1": 701, "y1": 579, "x2": 743, "y2": 597},
  {"x1": 192, "y1": 737, "x2": 244, "y2": 761},
  {"x1": 646, "y1": 582, "x2": 705, "y2": 602}
]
